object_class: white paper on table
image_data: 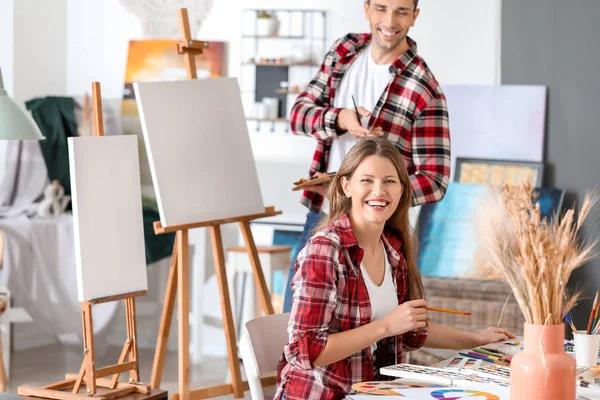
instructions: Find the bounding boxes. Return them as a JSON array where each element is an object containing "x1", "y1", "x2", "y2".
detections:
[{"x1": 395, "y1": 384, "x2": 510, "y2": 399}]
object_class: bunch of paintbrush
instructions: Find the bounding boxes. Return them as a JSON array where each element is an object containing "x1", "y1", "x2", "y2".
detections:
[
  {"x1": 565, "y1": 290, "x2": 600, "y2": 334},
  {"x1": 586, "y1": 291, "x2": 600, "y2": 334}
]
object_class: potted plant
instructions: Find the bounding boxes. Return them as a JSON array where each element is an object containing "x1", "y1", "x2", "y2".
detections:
[
  {"x1": 477, "y1": 182, "x2": 598, "y2": 400},
  {"x1": 256, "y1": 10, "x2": 279, "y2": 37}
]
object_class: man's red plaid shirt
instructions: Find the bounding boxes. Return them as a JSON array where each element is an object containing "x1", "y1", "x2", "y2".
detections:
[{"x1": 290, "y1": 33, "x2": 451, "y2": 211}]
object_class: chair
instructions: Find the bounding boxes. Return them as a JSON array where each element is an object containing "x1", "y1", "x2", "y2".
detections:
[{"x1": 239, "y1": 313, "x2": 290, "y2": 400}]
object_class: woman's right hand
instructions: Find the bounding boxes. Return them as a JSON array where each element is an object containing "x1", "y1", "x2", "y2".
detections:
[{"x1": 382, "y1": 299, "x2": 428, "y2": 337}]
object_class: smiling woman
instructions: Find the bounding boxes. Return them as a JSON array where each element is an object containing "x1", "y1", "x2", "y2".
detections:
[{"x1": 274, "y1": 138, "x2": 515, "y2": 400}]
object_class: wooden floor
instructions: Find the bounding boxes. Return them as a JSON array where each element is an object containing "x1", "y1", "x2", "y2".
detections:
[{"x1": 7, "y1": 343, "x2": 276, "y2": 399}]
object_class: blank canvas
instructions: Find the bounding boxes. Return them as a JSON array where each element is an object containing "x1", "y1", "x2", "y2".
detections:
[
  {"x1": 133, "y1": 78, "x2": 265, "y2": 227},
  {"x1": 442, "y1": 84, "x2": 547, "y2": 179},
  {"x1": 69, "y1": 136, "x2": 148, "y2": 302}
]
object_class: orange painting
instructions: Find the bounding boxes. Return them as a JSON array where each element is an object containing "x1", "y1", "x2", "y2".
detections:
[{"x1": 121, "y1": 40, "x2": 225, "y2": 117}]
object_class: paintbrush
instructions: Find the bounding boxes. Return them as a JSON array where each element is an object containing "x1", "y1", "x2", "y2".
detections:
[
  {"x1": 351, "y1": 95, "x2": 361, "y2": 124},
  {"x1": 587, "y1": 291, "x2": 599, "y2": 334},
  {"x1": 426, "y1": 307, "x2": 471, "y2": 316},
  {"x1": 564, "y1": 313, "x2": 578, "y2": 333}
]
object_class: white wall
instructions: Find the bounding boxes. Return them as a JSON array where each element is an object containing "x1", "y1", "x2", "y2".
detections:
[
  {"x1": 0, "y1": 0, "x2": 14, "y2": 96},
  {"x1": 13, "y1": 0, "x2": 68, "y2": 106},
  {"x1": 413, "y1": 0, "x2": 502, "y2": 85}
]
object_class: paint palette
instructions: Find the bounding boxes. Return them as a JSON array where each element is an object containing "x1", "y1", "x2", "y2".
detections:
[
  {"x1": 352, "y1": 380, "x2": 428, "y2": 395},
  {"x1": 462, "y1": 365, "x2": 511, "y2": 382},
  {"x1": 380, "y1": 364, "x2": 510, "y2": 387}
]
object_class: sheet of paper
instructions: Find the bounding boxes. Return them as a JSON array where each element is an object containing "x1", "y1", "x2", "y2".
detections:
[{"x1": 395, "y1": 384, "x2": 510, "y2": 400}]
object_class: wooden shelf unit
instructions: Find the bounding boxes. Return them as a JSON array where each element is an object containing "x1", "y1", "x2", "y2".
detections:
[{"x1": 240, "y1": 9, "x2": 327, "y2": 128}]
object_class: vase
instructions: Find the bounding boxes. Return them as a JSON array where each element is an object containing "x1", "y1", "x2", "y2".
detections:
[
  {"x1": 511, "y1": 323, "x2": 576, "y2": 399},
  {"x1": 256, "y1": 17, "x2": 279, "y2": 37}
]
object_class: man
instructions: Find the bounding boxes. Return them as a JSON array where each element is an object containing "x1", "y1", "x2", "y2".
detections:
[{"x1": 283, "y1": 0, "x2": 451, "y2": 312}]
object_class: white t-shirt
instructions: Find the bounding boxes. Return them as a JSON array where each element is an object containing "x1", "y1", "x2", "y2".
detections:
[
  {"x1": 360, "y1": 241, "x2": 398, "y2": 354},
  {"x1": 328, "y1": 43, "x2": 393, "y2": 174}
]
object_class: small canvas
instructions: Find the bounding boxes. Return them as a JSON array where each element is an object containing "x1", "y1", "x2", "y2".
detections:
[
  {"x1": 69, "y1": 136, "x2": 148, "y2": 302},
  {"x1": 133, "y1": 77, "x2": 265, "y2": 227}
]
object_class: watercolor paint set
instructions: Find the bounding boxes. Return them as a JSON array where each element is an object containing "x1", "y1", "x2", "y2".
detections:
[{"x1": 380, "y1": 364, "x2": 510, "y2": 387}]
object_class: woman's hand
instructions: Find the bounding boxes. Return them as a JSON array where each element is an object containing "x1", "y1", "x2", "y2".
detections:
[
  {"x1": 475, "y1": 327, "x2": 516, "y2": 346},
  {"x1": 382, "y1": 299, "x2": 428, "y2": 337}
]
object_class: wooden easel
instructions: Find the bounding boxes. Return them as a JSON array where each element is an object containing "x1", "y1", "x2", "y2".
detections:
[
  {"x1": 149, "y1": 8, "x2": 281, "y2": 400},
  {"x1": 17, "y1": 83, "x2": 150, "y2": 400}
]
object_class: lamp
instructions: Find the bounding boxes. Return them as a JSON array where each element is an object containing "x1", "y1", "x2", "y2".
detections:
[{"x1": 0, "y1": 67, "x2": 44, "y2": 140}]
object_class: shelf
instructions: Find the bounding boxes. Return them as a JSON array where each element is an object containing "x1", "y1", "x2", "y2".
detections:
[
  {"x1": 275, "y1": 89, "x2": 303, "y2": 94},
  {"x1": 243, "y1": 62, "x2": 319, "y2": 67},
  {"x1": 247, "y1": 117, "x2": 290, "y2": 122},
  {"x1": 243, "y1": 35, "x2": 303, "y2": 39},
  {"x1": 242, "y1": 35, "x2": 326, "y2": 40}
]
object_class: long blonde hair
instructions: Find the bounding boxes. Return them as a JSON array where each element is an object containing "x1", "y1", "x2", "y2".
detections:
[{"x1": 319, "y1": 138, "x2": 424, "y2": 300}]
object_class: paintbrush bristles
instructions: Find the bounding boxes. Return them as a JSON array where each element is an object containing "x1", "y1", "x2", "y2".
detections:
[{"x1": 476, "y1": 181, "x2": 598, "y2": 325}]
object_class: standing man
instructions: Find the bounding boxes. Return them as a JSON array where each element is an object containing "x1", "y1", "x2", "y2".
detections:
[{"x1": 283, "y1": 0, "x2": 451, "y2": 312}]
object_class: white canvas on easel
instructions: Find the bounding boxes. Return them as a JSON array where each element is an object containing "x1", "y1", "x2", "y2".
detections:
[
  {"x1": 133, "y1": 77, "x2": 265, "y2": 227},
  {"x1": 69, "y1": 135, "x2": 148, "y2": 302}
]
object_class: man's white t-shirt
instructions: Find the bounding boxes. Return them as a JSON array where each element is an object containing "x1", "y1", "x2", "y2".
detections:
[{"x1": 328, "y1": 44, "x2": 393, "y2": 174}]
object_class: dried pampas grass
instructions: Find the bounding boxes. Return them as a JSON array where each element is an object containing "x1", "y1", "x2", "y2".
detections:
[{"x1": 476, "y1": 181, "x2": 599, "y2": 325}]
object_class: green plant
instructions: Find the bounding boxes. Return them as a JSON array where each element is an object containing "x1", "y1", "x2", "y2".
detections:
[{"x1": 257, "y1": 10, "x2": 273, "y2": 19}]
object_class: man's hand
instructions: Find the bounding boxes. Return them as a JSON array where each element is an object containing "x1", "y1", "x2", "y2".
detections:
[
  {"x1": 302, "y1": 172, "x2": 331, "y2": 197},
  {"x1": 335, "y1": 108, "x2": 383, "y2": 139}
]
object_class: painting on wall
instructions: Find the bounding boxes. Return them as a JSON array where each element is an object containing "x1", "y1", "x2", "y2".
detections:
[
  {"x1": 455, "y1": 157, "x2": 544, "y2": 187},
  {"x1": 272, "y1": 229, "x2": 302, "y2": 312},
  {"x1": 417, "y1": 183, "x2": 565, "y2": 280},
  {"x1": 120, "y1": 40, "x2": 226, "y2": 207}
]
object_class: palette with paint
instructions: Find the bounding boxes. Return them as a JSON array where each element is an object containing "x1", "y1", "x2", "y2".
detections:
[
  {"x1": 352, "y1": 380, "x2": 430, "y2": 395},
  {"x1": 380, "y1": 364, "x2": 510, "y2": 387},
  {"x1": 462, "y1": 365, "x2": 511, "y2": 382}
]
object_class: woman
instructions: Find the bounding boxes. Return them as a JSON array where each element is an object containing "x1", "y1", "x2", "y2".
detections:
[{"x1": 275, "y1": 138, "x2": 514, "y2": 400}]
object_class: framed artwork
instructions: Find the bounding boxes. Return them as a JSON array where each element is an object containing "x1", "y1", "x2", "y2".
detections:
[
  {"x1": 417, "y1": 183, "x2": 565, "y2": 280},
  {"x1": 455, "y1": 157, "x2": 544, "y2": 187}
]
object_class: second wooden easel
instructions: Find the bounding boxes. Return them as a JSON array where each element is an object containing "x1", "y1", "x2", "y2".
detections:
[
  {"x1": 17, "y1": 83, "x2": 150, "y2": 400},
  {"x1": 148, "y1": 8, "x2": 281, "y2": 400}
]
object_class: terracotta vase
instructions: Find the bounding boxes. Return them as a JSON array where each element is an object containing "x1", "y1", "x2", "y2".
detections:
[{"x1": 511, "y1": 323, "x2": 576, "y2": 399}]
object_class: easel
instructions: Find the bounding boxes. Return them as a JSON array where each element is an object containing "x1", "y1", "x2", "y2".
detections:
[
  {"x1": 17, "y1": 83, "x2": 150, "y2": 400},
  {"x1": 149, "y1": 8, "x2": 281, "y2": 400}
]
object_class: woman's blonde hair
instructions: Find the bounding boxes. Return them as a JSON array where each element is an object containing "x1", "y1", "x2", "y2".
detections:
[{"x1": 318, "y1": 137, "x2": 424, "y2": 300}]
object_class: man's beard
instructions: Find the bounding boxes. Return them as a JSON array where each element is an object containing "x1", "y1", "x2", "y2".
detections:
[{"x1": 372, "y1": 25, "x2": 406, "y2": 51}]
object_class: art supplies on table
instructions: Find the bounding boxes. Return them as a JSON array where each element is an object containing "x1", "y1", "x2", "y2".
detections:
[
  {"x1": 443, "y1": 356, "x2": 467, "y2": 371},
  {"x1": 351, "y1": 380, "x2": 431, "y2": 395},
  {"x1": 579, "y1": 377, "x2": 600, "y2": 389},
  {"x1": 458, "y1": 351, "x2": 510, "y2": 365},
  {"x1": 462, "y1": 358, "x2": 483, "y2": 370},
  {"x1": 461, "y1": 364, "x2": 511, "y2": 382},
  {"x1": 380, "y1": 364, "x2": 510, "y2": 387},
  {"x1": 394, "y1": 383, "x2": 510, "y2": 400},
  {"x1": 292, "y1": 172, "x2": 336, "y2": 191}
]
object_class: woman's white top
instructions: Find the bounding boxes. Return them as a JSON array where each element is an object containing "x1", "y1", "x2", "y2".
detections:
[{"x1": 360, "y1": 240, "x2": 398, "y2": 354}]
